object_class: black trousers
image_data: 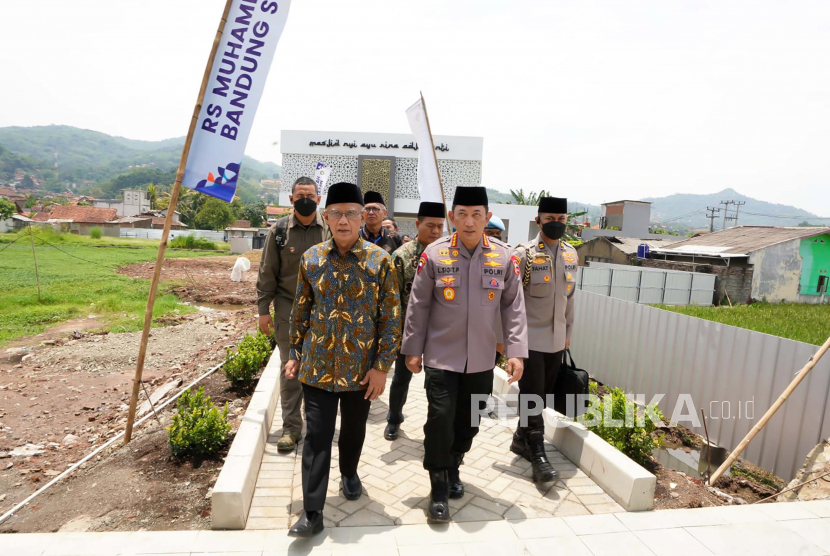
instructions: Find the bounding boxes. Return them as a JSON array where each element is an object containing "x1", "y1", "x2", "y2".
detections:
[
  {"x1": 301, "y1": 383, "x2": 371, "y2": 512},
  {"x1": 386, "y1": 353, "x2": 411, "y2": 425},
  {"x1": 517, "y1": 350, "x2": 564, "y2": 437},
  {"x1": 423, "y1": 366, "x2": 494, "y2": 471}
]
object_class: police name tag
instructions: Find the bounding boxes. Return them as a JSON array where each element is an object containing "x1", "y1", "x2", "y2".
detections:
[
  {"x1": 436, "y1": 266, "x2": 460, "y2": 275},
  {"x1": 530, "y1": 263, "x2": 552, "y2": 285},
  {"x1": 482, "y1": 266, "x2": 505, "y2": 277}
]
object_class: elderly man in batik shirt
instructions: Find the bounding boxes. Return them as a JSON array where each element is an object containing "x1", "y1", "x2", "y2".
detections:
[{"x1": 284, "y1": 182, "x2": 401, "y2": 537}]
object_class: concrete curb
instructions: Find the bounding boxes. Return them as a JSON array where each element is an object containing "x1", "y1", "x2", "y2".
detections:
[
  {"x1": 211, "y1": 350, "x2": 282, "y2": 529},
  {"x1": 492, "y1": 367, "x2": 656, "y2": 511}
]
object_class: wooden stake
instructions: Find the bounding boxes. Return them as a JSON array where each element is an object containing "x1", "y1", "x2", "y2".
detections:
[
  {"x1": 29, "y1": 225, "x2": 41, "y2": 303},
  {"x1": 708, "y1": 333, "x2": 830, "y2": 485},
  {"x1": 124, "y1": 0, "x2": 235, "y2": 445},
  {"x1": 419, "y1": 92, "x2": 452, "y2": 235}
]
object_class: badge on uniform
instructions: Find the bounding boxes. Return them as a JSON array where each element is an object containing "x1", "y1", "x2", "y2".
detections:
[
  {"x1": 544, "y1": 275, "x2": 550, "y2": 282},
  {"x1": 439, "y1": 249, "x2": 449, "y2": 256},
  {"x1": 567, "y1": 284, "x2": 572, "y2": 293},
  {"x1": 483, "y1": 252, "x2": 501, "y2": 259},
  {"x1": 483, "y1": 261, "x2": 501, "y2": 267},
  {"x1": 510, "y1": 256, "x2": 521, "y2": 276},
  {"x1": 443, "y1": 287, "x2": 455, "y2": 301},
  {"x1": 562, "y1": 252, "x2": 576, "y2": 264},
  {"x1": 452, "y1": 249, "x2": 459, "y2": 257},
  {"x1": 441, "y1": 276, "x2": 457, "y2": 286},
  {"x1": 417, "y1": 253, "x2": 428, "y2": 274},
  {"x1": 439, "y1": 258, "x2": 458, "y2": 265},
  {"x1": 489, "y1": 277, "x2": 498, "y2": 287},
  {"x1": 533, "y1": 256, "x2": 546, "y2": 264},
  {"x1": 567, "y1": 272, "x2": 572, "y2": 281},
  {"x1": 488, "y1": 291, "x2": 495, "y2": 301}
]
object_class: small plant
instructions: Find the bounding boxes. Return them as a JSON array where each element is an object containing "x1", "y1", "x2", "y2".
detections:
[
  {"x1": 223, "y1": 331, "x2": 273, "y2": 387},
  {"x1": 580, "y1": 383, "x2": 664, "y2": 466},
  {"x1": 169, "y1": 233, "x2": 219, "y2": 250},
  {"x1": 89, "y1": 227, "x2": 102, "y2": 239},
  {"x1": 167, "y1": 387, "x2": 231, "y2": 459}
]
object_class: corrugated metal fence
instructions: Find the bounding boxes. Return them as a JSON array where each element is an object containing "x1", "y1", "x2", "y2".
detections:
[
  {"x1": 119, "y1": 229, "x2": 226, "y2": 242},
  {"x1": 577, "y1": 263, "x2": 716, "y2": 306},
  {"x1": 570, "y1": 290, "x2": 830, "y2": 481}
]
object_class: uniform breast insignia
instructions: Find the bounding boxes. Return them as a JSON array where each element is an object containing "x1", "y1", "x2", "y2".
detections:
[
  {"x1": 488, "y1": 291, "x2": 495, "y2": 301},
  {"x1": 566, "y1": 272, "x2": 572, "y2": 281},
  {"x1": 489, "y1": 277, "x2": 498, "y2": 287},
  {"x1": 533, "y1": 256, "x2": 547, "y2": 264},
  {"x1": 439, "y1": 249, "x2": 449, "y2": 256},
  {"x1": 544, "y1": 275, "x2": 550, "y2": 282},
  {"x1": 438, "y1": 258, "x2": 458, "y2": 265},
  {"x1": 441, "y1": 277, "x2": 457, "y2": 286},
  {"x1": 562, "y1": 251, "x2": 576, "y2": 264},
  {"x1": 451, "y1": 249, "x2": 459, "y2": 257},
  {"x1": 511, "y1": 256, "x2": 521, "y2": 276},
  {"x1": 483, "y1": 261, "x2": 501, "y2": 267},
  {"x1": 567, "y1": 284, "x2": 572, "y2": 293},
  {"x1": 443, "y1": 287, "x2": 456, "y2": 301},
  {"x1": 483, "y1": 252, "x2": 501, "y2": 259},
  {"x1": 538, "y1": 242, "x2": 545, "y2": 250},
  {"x1": 417, "y1": 253, "x2": 428, "y2": 274}
]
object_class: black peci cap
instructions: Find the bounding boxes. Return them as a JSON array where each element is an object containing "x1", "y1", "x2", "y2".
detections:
[
  {"x1": 452, "y1": 186, "x2": 488, "y2": 207},
  {"x1": 325, "y1": 182, "x2": 364, "y2": 207},
  {"x1": 538, "y1": 196, "x2": 567, "y2": 214},
  {"x1": 363, "y1": 191, "x2": 386, "y2": 206},
  {"x1": 417, "y1": 201, "x2": 446, "y2": 219}
]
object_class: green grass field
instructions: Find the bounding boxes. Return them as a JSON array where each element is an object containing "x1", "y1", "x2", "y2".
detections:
[
  {"x1": 656, "y1": 303, "x2": 830, "y2": 346},
  {"x1": 0, "y1": 229, "x2": 225, "y2": 345}
]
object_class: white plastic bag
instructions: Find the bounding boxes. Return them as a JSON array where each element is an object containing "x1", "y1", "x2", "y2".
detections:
[{"x1": 230, "y1": 256, "x2": 251, "y2": 282}]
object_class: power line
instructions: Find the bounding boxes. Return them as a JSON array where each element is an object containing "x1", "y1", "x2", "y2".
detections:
[{"x1": 741, "y1": 211, "x2": 830, "y2": 220}]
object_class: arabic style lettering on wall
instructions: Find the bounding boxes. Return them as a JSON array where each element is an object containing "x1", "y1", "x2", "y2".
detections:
[{"x1": 307, "y1": 139, "x2": 449, "y2": 152}]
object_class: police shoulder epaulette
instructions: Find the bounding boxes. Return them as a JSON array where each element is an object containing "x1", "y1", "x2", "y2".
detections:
[{"x1": 562, "y1": 240, "x2": 575, "y2": 250}]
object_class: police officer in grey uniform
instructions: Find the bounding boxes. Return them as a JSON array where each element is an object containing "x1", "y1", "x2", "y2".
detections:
[
  {"x1": 510, "y1": 196, "x2": 577, "y2": 483},
  {"x1": 402, "y1": 186, "x2": 528, "y2": 522}
]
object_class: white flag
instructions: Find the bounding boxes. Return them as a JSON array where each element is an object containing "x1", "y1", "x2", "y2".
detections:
[
  {"x1": 314, "y1": 162, "x2": 331, "y2": 196},
  {"x1": 406, "y1": 99, "x2": 444, "y2": 203}
]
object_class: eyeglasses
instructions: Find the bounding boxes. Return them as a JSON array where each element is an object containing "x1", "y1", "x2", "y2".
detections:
[
  {"x1": 364, "y1": 206, "x2": 383, "y2": 213},
  {"x1": 326, "y1": 209, "x2": 362, "y2": 221}
]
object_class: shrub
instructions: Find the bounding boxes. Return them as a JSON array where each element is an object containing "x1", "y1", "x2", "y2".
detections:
[
  {"x1": 167, "y1": 387, "x2": 231, "y2": 459},
  {"x1": 169, "y1": 233, "x2": 219, "y2": 250},
  {"x1": 580, "y1": 383, "x2": 664, "y2": 466},
  {"x1": 223, "y1": 331, "x2": 273, "y2": 387},
  {"x1": 89, "y1": 227, "x2": 102, "y2": 239}
]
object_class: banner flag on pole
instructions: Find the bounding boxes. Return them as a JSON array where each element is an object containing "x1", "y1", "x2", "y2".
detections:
[
  {"x1": 182, "y1": 0, "x2": 292, "y2": 202},
  {"x1": 406, "y1": 98, "x2": 444, "y2": 203},
  {"x1": 314, "y1": 162, "x2": 331, "y2": 196}
]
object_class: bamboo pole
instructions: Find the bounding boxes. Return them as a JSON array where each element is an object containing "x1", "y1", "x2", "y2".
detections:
[
  {"x1": 419, "y1": 92, "x2": 452, "y2": 235},
  {"x1": 29, "y1": 225, "x2": 41, "y2": 303},
  {"x1": 124, "y1": 0, "x2": 235, "y2": 444},
  {"x1": 709, "y1": 333, "x2": 830, "y2": 485}
]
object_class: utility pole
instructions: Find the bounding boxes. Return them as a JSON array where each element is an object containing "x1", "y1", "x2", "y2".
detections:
[
  {"x1": 29, "y1": 225, "x2": 41, "y2": 303},
  {"x1": 706, "y1": 206, "x2": 721, "y2": 233},
  {"x1": 732, "y1": 201, "x2": 745, "y2": 227},
  {"x1": 720, "y1": 200, "x2": 735, "y2": 230}
]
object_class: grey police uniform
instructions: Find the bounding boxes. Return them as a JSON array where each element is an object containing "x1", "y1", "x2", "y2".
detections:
[
  {"x1": 512, "y1": 233, "x2": 578, "y2": 436},
  {"x1": 402, "y1": 232, "x2": 528, "y2": 470}
]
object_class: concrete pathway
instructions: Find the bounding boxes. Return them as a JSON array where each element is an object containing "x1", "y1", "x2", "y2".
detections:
[
  {"x1": 246, "y1": 371, "x2": 622, "y2": 530},
  {"x1": 8, "y1": 500, "x2": 830, "y2": 555}
]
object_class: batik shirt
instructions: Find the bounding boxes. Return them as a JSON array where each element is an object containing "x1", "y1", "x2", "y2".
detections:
[
  {"x1": 391, "y1": 239, "x2": 427, "y2": 317},
  {"x1": 289, "y1": 238, "x2": 401, "y2": 392}
]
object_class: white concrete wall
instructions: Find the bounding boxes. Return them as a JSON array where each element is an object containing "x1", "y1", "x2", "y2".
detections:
[
  {"x1": 748, "y1": 240, "x2": 803, "y2": 302},
  {"x1": 281, "y1": 130, "x2": 483, "y2": 161}
]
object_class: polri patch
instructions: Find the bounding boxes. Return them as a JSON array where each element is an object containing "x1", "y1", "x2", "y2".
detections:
[
  {"x1": 417, "y1": 253, "x2": 428, "y2": 274},
  {"x1": 511, "y1": 256, "x2": 521, "y2": 276}
]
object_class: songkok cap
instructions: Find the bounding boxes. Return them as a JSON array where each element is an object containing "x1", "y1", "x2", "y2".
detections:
[
  {"x1": 485, "y1": 215, "x2": 505, "y2": 231},
  {"x1": 452, "y1": 186, "x2": 488, "y2": 207},
  {"x1": 538, "y1": 196, "x2": 567, "y2": 214},
  {"x1": 363, "y1": 191, "x2": 386, "y2": 206},
  {"x1": 325, "y1": 182, "x2": 364, "y2": 207},
  {"x1": 418, "y1": 201, "x2": 446, "y2": 219}
]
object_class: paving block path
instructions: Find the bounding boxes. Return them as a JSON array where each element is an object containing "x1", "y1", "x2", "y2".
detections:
[{"x1": 246, "y1": 370, "x2": 623, "y2": 530}]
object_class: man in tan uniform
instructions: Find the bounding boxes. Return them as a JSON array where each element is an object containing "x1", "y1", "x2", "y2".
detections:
[
  {"x1": 509, "y1": 196, "x2": 577, "y2": 483},
  {"x1": 256, "y1": 176, "x2": 330, "y2": 452},
  {"x1": 402, "y1": 186, "x2": 528, "y2": 522}
]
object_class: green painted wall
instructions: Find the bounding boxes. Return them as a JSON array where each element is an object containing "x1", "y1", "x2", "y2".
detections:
[{"x1": 800, "y1": 234, "x2": 830, "y2": 295}]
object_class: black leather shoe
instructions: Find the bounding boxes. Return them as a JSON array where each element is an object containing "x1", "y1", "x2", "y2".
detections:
[
  {"x1": 288, "y1": 510, "x2": 324, "y2": 537},
  {"x1": 342, "y1": 474, "x2": 363, "y2": 500},
  {"x1": 384, "y1": 422, "x2": 400, "y2": 441},
  {"x1": 510, "y1": 431, "x2": 531, "y2": 462},
  {"x1": 428, "y1": 470, "x2": 451, "y2": 522},
  {"x1": 527, "y1": 432, "x2": 558, "y2": 483}
]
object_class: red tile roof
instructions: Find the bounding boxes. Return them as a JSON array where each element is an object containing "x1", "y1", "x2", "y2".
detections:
[
  {"x1": 266, "y1": 206, "x2": 291, "y2": 216},
  {"x1": 39, "y1": 205, "x2": 119, "y2": 224}
]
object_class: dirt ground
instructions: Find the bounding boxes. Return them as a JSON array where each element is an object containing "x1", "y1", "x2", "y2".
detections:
[
  {"x1": 0, "y1": 306, "x2": 258, "y2": 532},
  {"x1": 118, "y1": 252, "x2": 260, "y2": 307}
]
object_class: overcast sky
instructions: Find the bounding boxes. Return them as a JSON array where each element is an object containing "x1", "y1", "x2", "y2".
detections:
[{"x1": 1, "y1": 1, "x2": 829, "y2": 214}]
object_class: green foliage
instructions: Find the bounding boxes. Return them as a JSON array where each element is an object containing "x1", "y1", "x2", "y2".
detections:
[
  {"x1": 0, "y1": 143, "x2": 44, "y2": 178},
  {"x1": 0, "y1": 229, "x2": 223, "y2": 345},
  {"x1": 99, "y1": 168, "x2": 175, "y2": 198},
  {"x1": 169, "y1": 233, "x2": 219, "y2": 250},
  {"x1": 510, "y1": 188, "x2": 551, "y2": 206},
  {"x1": 223, "y1": 332, "x2": 273, "y2": 387},
  {"x1": 146, "y1": 183, "x2": 158, "y2": 210},
  {"x1": 649, "y1": 227, "x2": 679, "y2": 235},
  {"x1": 240, "y1": 202, "x2": 267, "y2": 228},
  {"x1": 24, "y1": 195, "x2": 37, "y2": 208},
  {"x1": 195, "y1": 197, "x2": 236, "y2": 231},
  {"x1": 655, "y1": 303, "x2": 830, "y2": 346},
  {"x1": 89, "y1": 226, "x2": 102, "y2": 239},
  {"x1": 21, "y1": 174, "x2": 35, "y2": 189},
  {"x1": 167, "y1": 387, "x2": 231, "y2": 459},
  {"x1": 0, "y1": 198, "x2": 15, "y2": 220},
  {"x1": 581, "y1": 383, "x2": 664, "y2": 466}
]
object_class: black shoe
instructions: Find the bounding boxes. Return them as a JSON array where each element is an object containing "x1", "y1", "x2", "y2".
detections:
[
  {"x1": 527, "y1": 432, "x2": 558, "y2": 484},
  {"x1": 428, "y1": 470, "x2": 451, "y2": 522},
  {"x1": 510, "y1": 431, "x2": 532, "y2": 462},
  {"x1": 342, "y1": 474, "x2": 362, "y2": 500},
  {"x1": 448, "y1": 452, "x2": 464, "y2": 499},
  {"x1": 288, "y1": 510, "x2": 324, "y2": 537},
  {"x1": 384, "y1": 422, "x2": 400, "y2": 441}
]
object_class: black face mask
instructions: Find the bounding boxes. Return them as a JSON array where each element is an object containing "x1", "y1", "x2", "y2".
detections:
[
  {"x1": 541, "y1": 220, "x2": 566, "y2": 240},
  {"x1": 293, "y1": 198, "x2": 317, "y2": 217}
]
